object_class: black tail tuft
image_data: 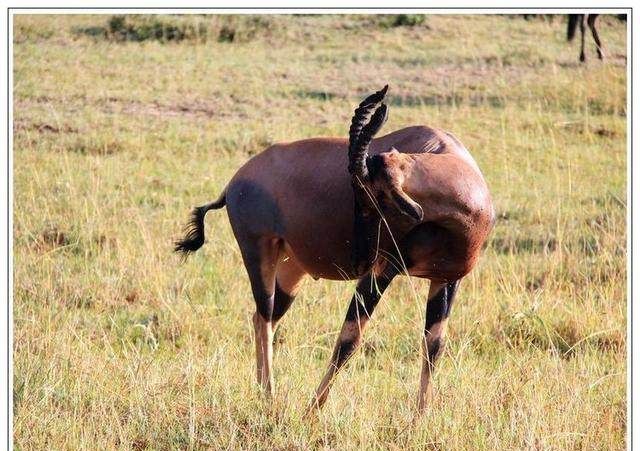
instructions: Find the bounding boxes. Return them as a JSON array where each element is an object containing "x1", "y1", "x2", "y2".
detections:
[
  {"x1": 174, "y1": 191, "x2": 227, "y2": 258},
  {"x1": 174, "y1": 206, "x2": 208, "y2": 257}
]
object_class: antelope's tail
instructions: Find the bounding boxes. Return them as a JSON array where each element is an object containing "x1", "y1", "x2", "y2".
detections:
[{"x1": 174, "y1": 189, "x2": 226, "y2": 257}]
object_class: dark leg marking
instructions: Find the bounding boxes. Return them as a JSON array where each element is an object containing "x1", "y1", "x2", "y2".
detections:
[
  {"x1": 272, "y1": 282, "x2": 295, "y2": 324},
  {"x1": 253, "y1": 286, "x2": 274, "y2": 321},
  {"x1": 424, "y1": 280, "x2": 459, "y2": 370},
  {"x1": 345, "y1": 269, "x2": 396, "y2": 322},
  {"x1": 425, "y1": 281, "x2": 459, "y2": 331},
  {"x1": 335, "y1": 269, "x2": 397, "y2": 366},
  {"x1": 426, "y1": 337, "x2": 443, "y2": 366},
  {"x1": 334, "y1": 339, "x2": 357, "y2": 369},
  {"x1": 418, "y1": 280, "x2": 460, "y2": 412}
]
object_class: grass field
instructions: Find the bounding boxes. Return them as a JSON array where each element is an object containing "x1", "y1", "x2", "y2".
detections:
[{"x1": 12, "y1": 13, "x2": 628, "y2": 450}]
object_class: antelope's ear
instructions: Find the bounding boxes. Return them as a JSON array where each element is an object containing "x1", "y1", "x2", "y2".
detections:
[{"x1": 390, "y1": 189, "x2": 424, "y2": 222}]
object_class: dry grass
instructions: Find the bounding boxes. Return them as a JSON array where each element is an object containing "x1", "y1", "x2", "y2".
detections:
[{"x1": 13, "y1": 13, "x2": 627, "y2": 450}]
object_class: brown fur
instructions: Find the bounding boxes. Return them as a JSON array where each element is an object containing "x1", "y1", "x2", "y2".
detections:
[{"x1": 226, "y1": 126, "x2": 493, "y2": 281}]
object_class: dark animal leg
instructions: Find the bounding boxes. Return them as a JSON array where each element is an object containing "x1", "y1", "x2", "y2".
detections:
[
  {"x1": 417, "y1": 279, "x2": 460, "y2": 412},
  {"x1": 309, "y1": 264, "x2": 397, "y2": 411},
  {"x1": 567, "y1": 14, "x2": 580, "y2": 42},
  {"x1": 580, "y1": 15, "x2": 587, "y2": 62},
  {"x1": 587, "y1": 14, "x2": 604, "y2": 60}
]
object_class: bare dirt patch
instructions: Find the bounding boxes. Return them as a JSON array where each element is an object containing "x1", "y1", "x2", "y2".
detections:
[{"x1": 13, "y1": 119, "x2": 78, "y2": 134}]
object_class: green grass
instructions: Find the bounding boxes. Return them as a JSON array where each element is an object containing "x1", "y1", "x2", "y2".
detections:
[{"x1": 13, "y1": 14, "x2": 627, "y2": 450}]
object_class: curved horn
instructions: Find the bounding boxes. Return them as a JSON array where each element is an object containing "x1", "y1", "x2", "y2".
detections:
[
  {"x1": 350, "y1": 104, "x2": 388, "y2": 179},
  {"x1": 348, "y1": 85, "x2": 389, "y2": 181}
]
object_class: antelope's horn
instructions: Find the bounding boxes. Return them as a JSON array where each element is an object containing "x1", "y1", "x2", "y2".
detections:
[{"x1": 348, "y1": 85, "x2": 389, "y2": 181}]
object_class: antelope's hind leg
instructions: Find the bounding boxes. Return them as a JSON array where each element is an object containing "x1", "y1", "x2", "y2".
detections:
[
  {"x1": 579, "y1": 14, "x2": 587, "y2": 62},
  {"x1": 309, "y1": 264, "x2": 398, "y2": 411},
  {"x1": 587, "y1": 15, "x2": 604, "y2": 59},
  {"x1": 417, "y1": 279, "x2": 460, "y2": 413},
  {"x1": 236, "y1": 236, "x2": 277, "y2": 395},
  {"x1": 239, "y1": 236, "x2": 306, "y2": 396}
]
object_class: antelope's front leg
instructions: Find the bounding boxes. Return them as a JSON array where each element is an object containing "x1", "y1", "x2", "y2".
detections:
[
  {"x1": 417, "y1": 280, "x2": 460, "y2": 413},
  {"x1": 309, "y1": 266, "x2": 397, "y2": 411}
]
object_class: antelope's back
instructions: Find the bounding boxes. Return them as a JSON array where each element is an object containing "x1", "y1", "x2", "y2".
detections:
[{"x1": 224, "y1": 126, "x2": 492, "y2": 280}]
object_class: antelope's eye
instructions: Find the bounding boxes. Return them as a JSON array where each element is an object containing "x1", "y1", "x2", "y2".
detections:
[{"x1": 366, "y1": 154, "x2": 385, "y2": 179}]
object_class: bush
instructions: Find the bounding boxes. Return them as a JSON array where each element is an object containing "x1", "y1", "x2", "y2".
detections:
[
  {"x1": 376, "y1": 14, "x2": 427, "y2": 29},
  {"x1": 214, "y1": 16, "x2": 274, "y2": 43},
  {"x1": 107, "y1": 15, "x2": 205, "y2": 42},
  {"x1": 391, "y1": 14, "x2": 426, "y2": 27},
  {"x1": 72, "y1": 15, "x2": 276, "y2": 44}
]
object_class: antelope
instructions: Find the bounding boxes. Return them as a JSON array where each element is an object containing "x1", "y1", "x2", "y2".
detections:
[
  {"x1": 567, "y1": 14, "x2": 604, "y2": 62},
  {"x1": 175, "y1": 86, "x2": 494, "y2": 413}
]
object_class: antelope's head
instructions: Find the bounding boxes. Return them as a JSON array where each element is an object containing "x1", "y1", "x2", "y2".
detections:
[{"x1": 348, "y1": 85, "x2": 424, "y2": 224}]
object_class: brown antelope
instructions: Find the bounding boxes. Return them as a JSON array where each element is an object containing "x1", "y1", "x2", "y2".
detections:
[{"x1": 175, "y1": 86, "x2": 494, "y2": 413}]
